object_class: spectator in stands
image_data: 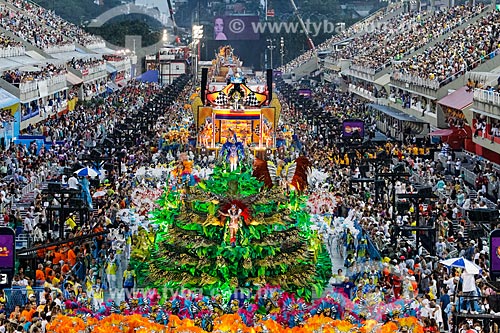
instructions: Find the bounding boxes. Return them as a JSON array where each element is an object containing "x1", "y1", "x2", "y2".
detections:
[
  {"x1": 64, "y1": 213, "x2": 76, "y2": 232},
  {"x1": 460, "y1": 267, "x2": 480, "y2": 314},
  {"x1": 67, "y1": 174, "x2": 79, "y2": 190}
]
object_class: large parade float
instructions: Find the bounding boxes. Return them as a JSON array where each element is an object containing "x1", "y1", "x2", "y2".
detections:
[
  {"x1": 48, "y1": 155, "x2": 425, "y2": 332},
  {"x1": 47, "y1": 47, "x2": 425, "y2": 333},
  {"x1": 191, "y1": 46, "x2": 281, "y2": 153}
]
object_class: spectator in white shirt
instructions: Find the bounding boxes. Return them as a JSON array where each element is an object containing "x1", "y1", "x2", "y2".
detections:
[
  {"x1": 23, "y1": 212, "x2": 34, "y2": 234},
  {"x1": 460, "y1": 270, "x2": 479, "y2": 313},
  {"x1": 429, "y1": 300, "x2": 443, "y2": 330},
  {"x1": 67, "y1": 175, "x2": 79, "y2": 190}
]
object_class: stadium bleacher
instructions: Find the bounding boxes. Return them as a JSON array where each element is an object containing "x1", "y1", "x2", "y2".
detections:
[
  {"x1": 350, "y1": 4, "x2": 487, "y2": 75},
  {"x1": 392, "y1": 8, "x2": 500, "y2": 89}
]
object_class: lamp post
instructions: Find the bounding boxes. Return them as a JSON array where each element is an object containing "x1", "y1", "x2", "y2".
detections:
[
  {"x1": 267, "y1": 38, "x2": 276, "y2": 69},
  {"x1": 192, "y1": 25, "x2": 204, "y2": 83},
  {"x1": 280, "y1": 37, "x2": 285, "y2": 67},
  {"x1": 162, "y1": 30, "x2": 169, "y2": 84}
]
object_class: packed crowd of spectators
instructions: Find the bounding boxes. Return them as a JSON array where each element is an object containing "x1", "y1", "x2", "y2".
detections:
[
  {"x1": 4, "y1": 0, "x2": 104, "y2": 49},
  {"x1": 351, "y1": 4, "x2": 486, "y2": 73},
  {"x1": 0, "y1": 109, "x2": 15, "y2": 124},
  {"x1": 0, "y1": 33, "x2": 22, "y2": 49},
  {"x1": 392, "y1": 9, "x2": 500, "y2": 89},
  {"x1": 277, "y1": 2, "x2": 401, "y2": 73},
  {"x1": 275, "y1": 78, "x2": 500, "y2": 333},
  {"x1": 2, "y1": 64, "x2": 67, "y2": 85},
  {"x1": 0, "y1": 32, "x2": 24, "y2": 57},
  {"x1": 67, "y1": 57, "x2": 105, "y2": 73},
  {"x1": 0, "y1": 77, "x2": 191, "y2": 331},
  {"x1": 0, "y1": 2, "x2": 73, "y2": 53},
  {"x1": 337, "y1": 11, "x2": 419, "y2": 67}
]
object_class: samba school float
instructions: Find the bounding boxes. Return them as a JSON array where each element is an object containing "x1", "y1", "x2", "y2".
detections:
[
  {"x1": 48, "y1": 157, "x2": 425, "y2": 331},
  {"x1": 135, "y1": 150, "x2": 332, "y2": 300},
  {"x1": 46, "y1": 46, "x2": 424, "y2": 332}
]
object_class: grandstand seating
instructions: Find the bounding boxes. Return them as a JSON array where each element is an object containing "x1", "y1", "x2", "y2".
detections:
[
  {"x1": 16, "y1": 0, "x2": 105, "y2": 49},
  {"x1": 392, "y1": 8, "x2": 500, "y2": 90},
  {"x1": 350, "y1": 4, "x2": 487, "y2": 75}
]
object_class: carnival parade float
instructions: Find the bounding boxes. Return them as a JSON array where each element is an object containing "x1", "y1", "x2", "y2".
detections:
[
  {"x1": 46, "y1": 47, "x2": 426, "y2": 333},
  {"x1": 47, "y1": 155, "x2": 424, "y2": 332}
]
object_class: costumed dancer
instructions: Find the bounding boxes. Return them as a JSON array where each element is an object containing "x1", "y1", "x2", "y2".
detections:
[
  {"x1": 344, "y1": 229, "x2": 355, "y2": 256},
  {"x1": 357, "y1": 239, "x2": 368, "y2": 262},
  {"x1": 221, "y1": 131, "x2": 244, "y2": 173},
  {"x1": 219, "y1": 204, "x2": 242, "y2": 247},
  {"x1": 229, "y1": 140, "x2": 239, "y2": 172}
]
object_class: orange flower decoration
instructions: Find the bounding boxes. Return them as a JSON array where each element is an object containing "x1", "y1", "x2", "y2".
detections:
[
  {"x1": 381, "y1": 321, "x2": 399, "y2": 333},
  {"x1": 360, "y1": 319, "x2": 380, "y2": 333},
  {"x1": 213, "y1": 313, "x2": 250, "y2": 332},
  {"x1": 299, "y1": 316, "x2": 337, "y2": 332},
  {"x1": 332, "y1": 319, "x2": 355, "y2": 332},
  {"x1": 43, "y1": 313, "x2": 424, "y2": 333},
  {"x1": 45, "y1": 314, "x2": 86, "y2": 333},
  {"x1": 397, "y1": 317, "x2": 424, "y2": 333},
  {"x1": 255, "y1": 319, "x2": 287, "y2": 333}
]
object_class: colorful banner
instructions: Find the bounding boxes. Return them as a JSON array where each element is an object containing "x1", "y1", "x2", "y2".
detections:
[
  {"x1": 206, "y1": 83, "x2": 267, "y2": 107},
  {"x1": 68, "y1": 98, "x2": 78, "y2": 111},
  {"x1": 261, "y1": 107, "x2": 276, "y2": 128}
]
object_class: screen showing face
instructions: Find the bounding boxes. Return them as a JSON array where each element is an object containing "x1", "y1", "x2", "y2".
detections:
[
  {"x1": 0, "y1": 235, "x2": 14, "y2": 269},
  {"x1": 213, "y1": 16, "x2": 260, "y2": 40}
]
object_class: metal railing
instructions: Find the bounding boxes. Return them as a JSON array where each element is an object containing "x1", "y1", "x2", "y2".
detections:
[
  {"x1": 78, "y1": 63, "x2": 107, "y2": 76},
  {"x1": 21, "y1": 174, "x2": 45, "y2": 197},
  {"x1": 4, "y1": 287, "x2": 45, "y2": 313},
  {"x1": 349, "y1": 64, "x2": 376, "y2": 75},
  {"x1": 44, "y1": 43, "x2": 75, "y2": 54},
  {"x1": 393, "y1": 49, "x2": 500, "y2": 91},
  {"x1": 391, "y1": 71, "x2": 440, "y2": 90},
  {"x1": 473, "y1": 88, "x2": 500, "y2": 106},
  {"x1": 0, "y1": 46, "x2": 25, "y2": 58},
  {"x1": 18, "y1": 73, "x2": 67, "y2": 93},
  {"x1": 349, "y1": 83, "x2": 374, "y2": 98},
  {"x1": 85, "y1": 41, "x2": 106, "y2": 49}
]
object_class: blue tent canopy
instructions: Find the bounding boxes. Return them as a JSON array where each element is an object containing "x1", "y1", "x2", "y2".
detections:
[
  {"x1": 136, "y1": 70, "x2": 158, "y2": 83},
  {"x1": 0, "y1": 88, "x2": 19, "y2": 109}
]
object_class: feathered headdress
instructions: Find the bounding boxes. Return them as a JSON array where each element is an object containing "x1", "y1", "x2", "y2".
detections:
[{"x1": 252, "y1": 158, "x2": 273, "y2": 189}]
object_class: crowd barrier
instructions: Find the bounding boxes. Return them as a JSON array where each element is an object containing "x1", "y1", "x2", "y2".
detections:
[
  {"x1": 474, "y1": 88, "x2": 500, "y2": 106},
  {"x1": 392, "y1": 72, "x2": 440, "y2": 90},
  {"x1": 349, "y1": 64, "x2": 376, "y2": 75},
  {"x1": 4, "y1": 287, "x2": 45, "y2": 313},
  {"x1": 83, "y1": 63, "x2": 106, "y2": 76},
  {"x1": 21, "y1": 174, "x2": 45, "y2": 197},
  {"x1": 44, "y1": 43, "x2": 75, "y2": 54},
  {"x1": 85, "y1": 41, "x2": 106, "y2": 49},
  {"x1": 0, "y1": 46, "x2": 25, "y2": 58},
  {"x1": 19, "y1": 74, "x2": 67, "y2": 94}
]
